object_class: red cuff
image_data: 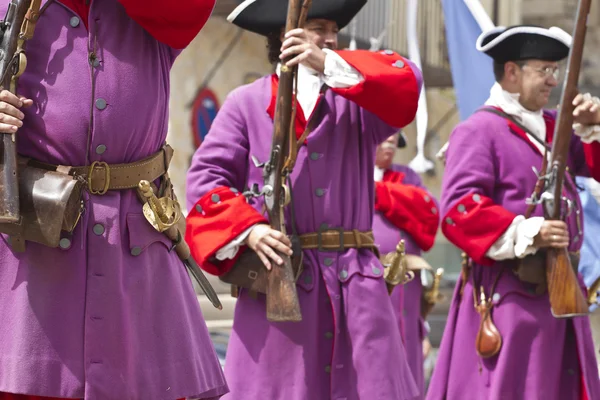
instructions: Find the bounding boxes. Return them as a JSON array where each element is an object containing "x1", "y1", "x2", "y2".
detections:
[
  {"x1": 118, "y1": 0, "x2": 215, "y2": 49},
  {"x1": 375, "y1": 181, "x2": 439, "y2": 251},
  {"x1": 330, "y1": 50, "x2": 421, "y2": 128},
  {"x1": 584, "y1": 141, "x2": 600, "y2": 182},
  {"x1": 441, "y1": 193, "x2": 516, "y2": 265},
  {"x1": 185, "y1": 186, "x2": 267, "y2": 275}
]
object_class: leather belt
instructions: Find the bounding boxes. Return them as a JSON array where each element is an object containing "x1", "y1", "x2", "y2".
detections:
[
  {"x1": 29, "y1": 144, "x2": 173, "y2": 195},
  {"x1": 299, "y1": 228, "x2": 377, "y2": 253}
]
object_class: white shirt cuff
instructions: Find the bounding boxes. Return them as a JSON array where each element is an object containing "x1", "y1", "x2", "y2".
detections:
[
  {"x1": 215, "y1": 224, "x2": 257, "y2": 260},
  {"x1": 321, "y1": 48, "x2": 364, "y2": 89},
  {"x1": 486, "y1": 216, "x2": 544, "y2": 260},
  {"x1": 573, "y1": 123, "x2": 600, "y2": 144}
]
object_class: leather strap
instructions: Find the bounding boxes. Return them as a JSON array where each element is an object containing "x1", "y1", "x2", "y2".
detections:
[
  {"x1": 299, "y1": 228, "x2": 377, "y2": 251},
  {"x1": 21, "y1": 0, "x2": 43, "y2": 40},
  {"x1": 29, "y1": 144, "x2": 173, "y2": 195}
]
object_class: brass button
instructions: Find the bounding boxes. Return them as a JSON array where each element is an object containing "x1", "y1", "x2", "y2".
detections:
[
  {"x1": 431, "y1": 207, "x2": 437, "y2": 214},
  {"x1": 384, "y1": 50, "x2": 394, "y2": 55},
  {"x1": 93, "y1": 224, "x2": 105, "y2": 235},
  {"x1": 393, "y1": 60, "x2": 405, "y2": 68},
  {"x1": 211, "y1": 194, "x2": 221, "y2": 203},
  {"x1": 230, "y1": 187, "x2": 238, "y2": 193},
  {"x1": 457, "y1": 204, "x2": 466, "y2": 213},
  {"x1": 91, "y1": 58, "x2": 101, "y2": 68},
  {"x1": 195, "y1": 204, "x2": 203, "y2": 213},
  {"x1": 372, "y1": 266, "x2": 381, "y2": 275},
  {"x1": 59, "y1": 238, "x2": 71, "y2": 249},
  {"x1": 339, "y1": 270, "x2": 348, "y2": 279},
  {"x1": 472, "y1": 194, "x2": 481, "y2": 202},
  {"x1": 131, "y1": 247, "x2": 142, "y2": 256},
  {"x1": 424, "y1": 195, "x2": 431, "y2": 203},
  {"x1": 324, "y1": 258, "x2": 334, "y2": 266},
  {"x1": 69, "y1": 16, "x2": 80, "y2": 28},
  {"x1": 315, "y1": 188, "x2": 325, "y2": 197},
  {"x1": 95, "y1": 144, "x2": 107, "y2": 155},
  {"x1": 95, "y1": 98, "x2": 107, "y2": 110},
  {"x1": 310, "y1": 152, "x2": 320, "y2": 161},
  {"x1": 445, "y1": 217, "x2": 454, "y2": 225}
]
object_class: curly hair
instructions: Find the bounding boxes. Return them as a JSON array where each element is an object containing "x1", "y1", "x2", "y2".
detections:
[{"x1": 266, "y1": 31, "x2": 283, "y2": 65}]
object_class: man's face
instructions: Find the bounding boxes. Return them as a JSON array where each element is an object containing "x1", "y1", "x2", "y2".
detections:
[
  {"x1": 303, "y1": 19, "x2": 339, "y2": 50},
  {"x1": 375, "y1": 134, "x2": 398, "y2": 170},
  {"x1": 510, "y1": 59, "x2": 560, "y2": 111}
]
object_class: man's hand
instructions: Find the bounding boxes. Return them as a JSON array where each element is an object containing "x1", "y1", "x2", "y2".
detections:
[
  {"x1": 280, "y1": 28, "x2": 327, "y2": 73},
  {"x1": 245, "y1": 224, "x2": 293, "y2": 271},
  {"x1": 0, "y1": 90, "x2": 33, "y2": 134},
  {"x1": 573, "y1": 93, "x2": 600, "y2": 126},
  {"x1": 533, "y1": 220, "x2": 570, "y2": 249}
]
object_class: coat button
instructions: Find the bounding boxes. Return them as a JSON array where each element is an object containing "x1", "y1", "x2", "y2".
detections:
[
  {"x1": 230, "y1": 187, "x2": 238, "y2": 193},
  {"x1": 315, "y1": 188, "x2": 325, "y2": 197},
  {"x1": 320, "y1": 223, "x2": 329, "y2": 230},
  {"x1": 93, "y1": 224, "x2": 105, "y2": 235},
  {"x1": 325, "y1": 332, "x2": 333, "y2": 339},
  {"x1": 567, "y1": 368, "x2": 575, "y2": 375},
  {"x1": 339, "y1": 270, "x2": 348, "y2": 279},
  {"x1": 303, "y1": 274, "x2": 312, "y2": 285},
  {"x1": 431, "y1": 207, "x2": 438, "y2": 214},
  {"x1": 424, "y1": 195, "x2": 431, "y2": 203},
  {"x1": 95, "y1": 98, "x2": 107, "y2": 110},
  {"x1": 95, "y1": 144, "x2": 106, "y2": 155},
  {"x1": 445, "y1": 217, "x2": 454, "y2": 225},
  {"x1": 211, "y1": 194, "x2": 220, "y2": 203},
  {"x1": 457, "y1": 204, "x2": 466, "y2": 213},
  {"x1": 59, "y1": 238, "x2": 71, "y2": 249},
  {"x1": 492, "y1": 293, "x2": 501, "y2": 303},
  {"x1": 472, "y1": 194, "x2": 481, "y2": 202},
  {"x1": 131, "y1": 246, "x2": 142, "y2": 256},
  {"x1": 372, "y1": 266, "x2": 381, "y2": 275},
  {"x1": 195, "y1": 204, "x2": 203, "y2": 213},
  {"x1": 324, "y1": 258, "x2": 334, "y2": 266},
  {"x1": 325, "y1": 365, "x2": 331, "y2": 373},
  {"x1": 384, "y1": 50, "x2": 394, "y2": 55},
  {"x1": 69, "y1": 16, "x2": 80, "y2": 28},
  {"x1": 310, "y1": 152, "x2": 320, "y2": 161},
  {"x1": 393, "y1": 60, "x2": 405, "y2": 68},
  {"x1": 91, "y1": 58, "x2": 101, "y2": 68}
]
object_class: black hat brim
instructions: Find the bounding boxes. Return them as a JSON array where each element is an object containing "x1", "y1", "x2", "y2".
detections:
[
  {"x1": 477, "y1": 25, "x2": 571, "y2": 63},
  {"x1": 227, "y1": 0, "x2": 367, "y2": 37}
]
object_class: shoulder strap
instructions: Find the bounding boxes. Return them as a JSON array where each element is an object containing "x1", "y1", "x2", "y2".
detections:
[{"x1": 476, "y1": 107, "x2": 550, "y2": 150}]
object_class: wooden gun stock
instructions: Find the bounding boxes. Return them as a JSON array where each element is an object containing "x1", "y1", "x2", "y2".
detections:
[
  {"x1": 546, "y1": 247, "x2": 588, "y2": 317},
  {"x1": 263, "y1": 0, "x2": 312, "y2": 322}
]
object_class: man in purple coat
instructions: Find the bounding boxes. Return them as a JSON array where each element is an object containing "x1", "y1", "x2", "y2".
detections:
[
  {"x1": 427, "y1": 25, "x2": 600, "y2": 400},
  {"x1": 185, "y1": 0, "x2": 423, "y2": 398},
  {"x1": 0, "y1": 1, "x2": 228, "y2": 399},
  {"x1": 372, "y1": 133, "x2": 440, "y2": 399}
]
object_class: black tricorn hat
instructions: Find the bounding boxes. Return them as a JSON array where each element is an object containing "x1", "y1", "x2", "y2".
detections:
[
  {"x1": 227, "y1": 0, "x2": 367, "y2": 37},
  {"x1": 476, "y1": 25, "x2": 571, "y2": 63}
]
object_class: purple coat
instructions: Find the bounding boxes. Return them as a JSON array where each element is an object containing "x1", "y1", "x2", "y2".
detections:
[
  {"x1": 186, "y1": 66, "x2": 423, "y2": 400},
  {"x1": 372, "y1": 164, "x2": 434, "y2": 400},
  {"x1": 427, "y1": 109, "x2": 600, "y2": 400},
  {"x1": 0, "y1": 1, "x2": 227, "y2": 399}
]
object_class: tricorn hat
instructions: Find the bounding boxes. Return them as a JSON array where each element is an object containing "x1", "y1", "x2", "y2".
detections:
[
  {"x1": 227, "y1": 0, "x2": 367, "y2": 37},
  {"x1": 476, "y1": 25, "x2": 572, "y2": 63}
]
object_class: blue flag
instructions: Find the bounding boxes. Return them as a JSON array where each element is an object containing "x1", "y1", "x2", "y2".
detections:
[{"x1": 441, "y1": 0, "x2": 495, "y2": 120}]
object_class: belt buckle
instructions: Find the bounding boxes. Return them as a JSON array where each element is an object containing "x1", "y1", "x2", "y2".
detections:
[
  {"x1": 317, "y1": 225, "x2": 345, "y2": 252},
  {"x1": 88, "y1": 161, "x2": 110, "y2": 195}
]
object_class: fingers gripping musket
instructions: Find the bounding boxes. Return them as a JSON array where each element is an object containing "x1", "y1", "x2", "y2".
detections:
[
  {"x1": 0, "y1": 0, "x2": 42, "y2": 224},
  {"x1": 138, "y1": 180, "x2": 222, "y2": 310}
]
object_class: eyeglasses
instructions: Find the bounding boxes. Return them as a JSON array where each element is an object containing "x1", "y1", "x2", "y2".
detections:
[{"x1": 522, "y1": 65, "x2": 560, "y2": 80}]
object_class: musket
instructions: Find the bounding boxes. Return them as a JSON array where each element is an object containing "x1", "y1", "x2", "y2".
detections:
[
  {"x1": 541, "y1": 0, "x2": 591, "y2": 318},
  {"x1": 0, "y1": 0, "x2": 41, "y2": 223},
  {"x1": 138, "y1": 180, "x2": 222, "y2": 310},
  {"x1": 258, "y1": 0, "x2": 312, "y2": 322}
]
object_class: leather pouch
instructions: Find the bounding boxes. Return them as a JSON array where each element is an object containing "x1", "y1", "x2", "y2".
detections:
[
  {"x1": 475, "y1": 302, "x2": 503, "y2": 358},
  {"x1": 0, "y1": 157, "x2": 83, "y2": 250}
]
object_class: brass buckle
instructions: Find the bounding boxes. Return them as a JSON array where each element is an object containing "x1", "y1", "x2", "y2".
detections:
[
  {"x1": 317, "y1": 226, "x2": 345, "y2": 252},
  {"x1": 88, "y1": 161, "x2": 110, "y2": 195}
]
